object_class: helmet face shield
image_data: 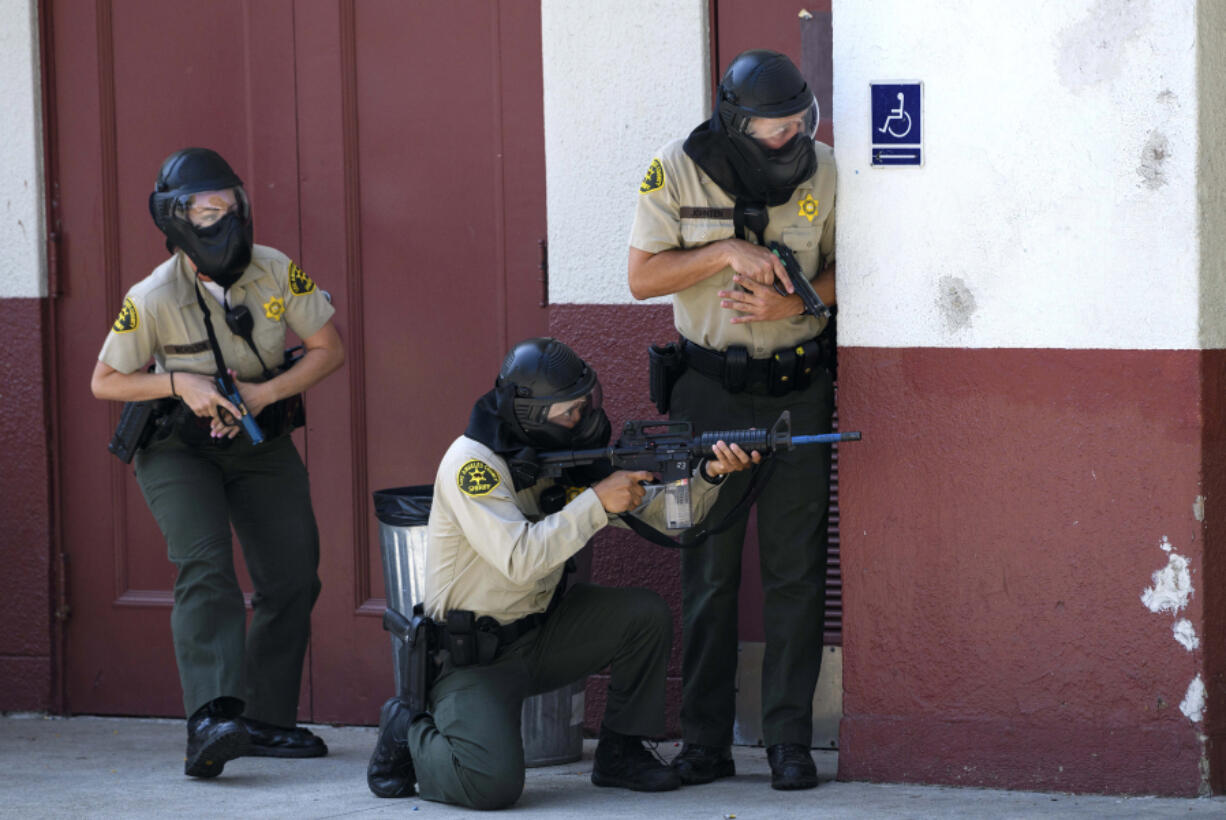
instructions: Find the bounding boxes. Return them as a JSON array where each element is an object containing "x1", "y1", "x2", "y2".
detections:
[
  {"x1": 170, "y1": 186, "x2": 250, "y2": 230},
  {"x1": 544, "y1": 381, "x2": 603, "y2": 429},
  {"x1": 741, "y1": 97, "x2": 818, "y2": 150}
]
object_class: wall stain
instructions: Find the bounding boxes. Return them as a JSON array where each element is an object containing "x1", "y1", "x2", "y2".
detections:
[
  {"x1": 936, "y1": 275, "x2": 976, "y2": 333},
  {"x1": 1056, "y1": 0, "x2": 1150, "y2": 92},
  {"x1": 1137, "y1": 129, "x2": 1170, "y2": 189}
]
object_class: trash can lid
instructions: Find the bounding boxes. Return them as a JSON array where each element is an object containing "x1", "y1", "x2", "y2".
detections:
[{"x1": 373, "y1": 485, "x2": 433, "y2": 527}]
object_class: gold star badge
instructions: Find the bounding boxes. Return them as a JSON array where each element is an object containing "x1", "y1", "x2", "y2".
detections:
[
  {"x1": 798, "y1": 194, "x2": 819, "y2": 223},
  {"x1": 263, "y1": 295, "x2": 286, "y2": 321}
]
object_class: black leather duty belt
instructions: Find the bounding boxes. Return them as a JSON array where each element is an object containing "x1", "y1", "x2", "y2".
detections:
[{"x1": 683, "y1": 338, "x2": 826, "y2": 396}]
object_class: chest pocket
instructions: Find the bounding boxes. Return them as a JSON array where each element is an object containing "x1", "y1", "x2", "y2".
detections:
[
  {"x1": 681, "y1": 219, "x2": 734, "y2": 249},
  {"x1": 779, "y1": 227, "x2": 821, "y2": 278}
]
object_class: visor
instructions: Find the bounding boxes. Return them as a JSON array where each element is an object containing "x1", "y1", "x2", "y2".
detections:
[
  {"x1": 740, "y1": 97, "x2": 819, "y2": 148},
  {"x1": 545, "y1": 382, "x2": 604, "y2": 428},
  {"x1": 171, "y1": 186, "x2": 250, "y2": 229}
]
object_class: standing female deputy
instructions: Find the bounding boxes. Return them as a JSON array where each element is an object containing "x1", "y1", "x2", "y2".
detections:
[{"x1": 91, "y1": 147, "x2": 344, "y2": 778}]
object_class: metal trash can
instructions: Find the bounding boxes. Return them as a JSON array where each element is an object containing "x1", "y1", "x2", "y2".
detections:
[{"x1": 374, "y1": 486, "x2": 584, "y2": 768}]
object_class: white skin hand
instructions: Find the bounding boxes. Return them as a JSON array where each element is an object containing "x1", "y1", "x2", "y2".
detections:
[
  {"x1": 720, "y1": 238, "x2": 793, "y2": 292},
  {"x1": 593, "y1": 470, "x2": 655, "y2": 513},
  {"x1": 703, "y1": 440, "x2": 763, "y2": 477},
  {"x1": 719, "y1": 274, "x2": 804, "y2": 324}
]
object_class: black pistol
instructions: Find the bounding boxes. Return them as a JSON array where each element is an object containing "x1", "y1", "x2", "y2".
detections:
[{"x1": 769, "y1": 241, "x2": 832, "y2": 319}]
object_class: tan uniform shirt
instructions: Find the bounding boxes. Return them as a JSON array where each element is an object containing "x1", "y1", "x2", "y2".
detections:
[
  {"x1": 629, "y1": 138, "x2": 836, "y2": 358},
  {"x1": 425, "y1": 435, "x2": 724, "y2": 624},
  {"x1": 98, "y1": 245, "x2": 335, "y2": 379}
]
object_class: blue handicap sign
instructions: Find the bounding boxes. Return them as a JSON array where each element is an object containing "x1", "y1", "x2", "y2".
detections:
[{"x1": 871, "y1": 82, "x2": 922, "y2": 167}]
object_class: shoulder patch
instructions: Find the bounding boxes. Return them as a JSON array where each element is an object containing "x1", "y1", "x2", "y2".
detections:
[
  {"x1": 639, "y1": 158, "x2": 665, "y2": 194},
  {"x1": 288, "y1": 260, "x2": 316, "y2": 295},
  {"x1": 458, "y1": 459, "x2": 501, "y2": 497},
  {"x1": 112, "y1": 297, "x2": 138, "y2": 333}
]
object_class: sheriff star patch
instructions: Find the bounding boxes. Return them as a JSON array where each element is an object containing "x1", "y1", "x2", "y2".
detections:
[
  {"x1": 639, "y1": 158, "x2": 665, "y2": 194},
  {"x1": 263, "y1": 295, "x2": 286, "y2": 321},
  {"x1": 288, "y1": 260, "x2": 316, "y2": 295},
  {"x1": 797, "y1": 193, "x2": 819, "y2": 223},
  {"x1": 458, "y1": 459, "x2": 501, "y2": 497},
  {"x1": 112, "y1": 297, "x2": 138, "y2": 333}
]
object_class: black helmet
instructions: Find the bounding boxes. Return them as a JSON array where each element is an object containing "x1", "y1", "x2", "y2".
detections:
[
  {"x1": 715, "y1": 50, "x2": 818, "y2": 196},
  {"x1": 148, "y1": 147, "x2": 253, "y2": 287},
  {"x1": 495, "y1": 338, "x2": 610, "y2": 450}
]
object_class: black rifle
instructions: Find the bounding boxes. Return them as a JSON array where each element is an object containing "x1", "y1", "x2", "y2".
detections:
[
  {"x1": 536, "y1": 410, "x2": 859, "y2": 482},
  {"x1": 769, "y1": 241, "x2": 832, "y2": 319}
]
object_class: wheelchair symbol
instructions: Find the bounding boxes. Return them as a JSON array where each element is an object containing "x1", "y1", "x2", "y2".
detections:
[{"x1": 877, "y1": 92, "x2": 912, "y2": 139}]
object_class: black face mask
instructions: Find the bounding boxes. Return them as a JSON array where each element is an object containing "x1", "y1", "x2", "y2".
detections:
[
  {"x1": 683, "y1": 115, "x2": 817, "y2": 206},
  {"x1": 174, "y1": 211, "x2": 253, "y2": 288}
]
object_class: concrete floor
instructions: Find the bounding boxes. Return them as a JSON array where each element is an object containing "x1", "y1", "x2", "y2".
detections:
[{"x1": 1, "y1": 713, "x2": 1223, "y2": 819}]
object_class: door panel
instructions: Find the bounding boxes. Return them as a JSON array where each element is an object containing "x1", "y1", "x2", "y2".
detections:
[{"x1": 52, "y1": 0, "x2": 546, "y2": 723}]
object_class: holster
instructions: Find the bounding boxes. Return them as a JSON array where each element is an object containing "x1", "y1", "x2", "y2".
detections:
[
  {"x1": 648, "y1": 341, "x2": 686, "y2": 414},
  {"x1": 256, "y1": 394, "x2": 306, "y2": 438},
  {"x1": 384, "y1": 604, "x2": 440, "y2": 718},
  {"x1": 107, "y1": 398, "x2": 176, "y2": 463}
]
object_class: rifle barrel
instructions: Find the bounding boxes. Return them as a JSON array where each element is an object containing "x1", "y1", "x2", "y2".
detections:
[{"x1": 793, "y1": 432, "x2": 861, "y2": 445}]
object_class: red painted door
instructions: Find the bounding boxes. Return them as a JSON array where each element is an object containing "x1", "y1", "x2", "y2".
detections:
[{"x1": 48, "y1": 0, "x2": 545, "y2": 724}]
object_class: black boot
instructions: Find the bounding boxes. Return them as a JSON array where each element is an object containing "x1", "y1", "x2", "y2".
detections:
[
  {"x1": 241, "y1": 717, "x2": 328, "y2": 758},
  {"x1": 670, "y1": 742, "x2": 735, "y2": 785},
  {"x1": 184, "y1": 697, "x2": 250, "y2": 778},
  {"x1": 367, "y1": 697, "x2": 418, "y2": 798},
  {"x1": 590, "y1": 725, "x2": 680, "y2": 792},
  {"x1": 766, "y1": 742, "x2": 819, "y2": 790}
]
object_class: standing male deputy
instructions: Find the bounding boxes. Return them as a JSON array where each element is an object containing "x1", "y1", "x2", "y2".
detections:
[
  {"x1": 91, "y1": 147, "x2": 345, "y2": 777},
  {"x1": 628, "y1": 49, "x2": 836, "y2": 790}
]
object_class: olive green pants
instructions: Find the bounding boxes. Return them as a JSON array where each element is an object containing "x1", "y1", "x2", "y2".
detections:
[
  {"x1": 669, "y1": 367, "x2": 833, "y2": 748},
  {"x1": 135, "y1": 431, "x2": 321, "y2": 726},
  {"x1": 407, "y1": 583, "x2": 671, "y2": 810}
]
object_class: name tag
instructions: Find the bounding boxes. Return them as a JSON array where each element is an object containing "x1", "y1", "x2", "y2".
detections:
[
  {"x1": 165, "y1": 341, "x2": 210, "y2": 355},
  {"x1": 680, "y1": 206, "x2": 733, "y2": 220}
]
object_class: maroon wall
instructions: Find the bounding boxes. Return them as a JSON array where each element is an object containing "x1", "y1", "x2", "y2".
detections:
[
  {"x1": 0, "y1": 298, "x2": 55, "y2": 711},
  {"x1": 836, "y1": 346, "x2": 1221, "y2": 796},
  {"x1": 550, "y1": 304, "x2": 685, "y2": 734}
]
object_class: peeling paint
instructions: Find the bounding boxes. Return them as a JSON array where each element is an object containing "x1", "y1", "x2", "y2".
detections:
[
  {"x1": 1193, "y1": 495, "x2": 1204, "y2": 522},
  {"x1": 1159, "y1": 535, "x2": 1172, "y2": 553},
  {"x1": 1137, "y1": 129, "x2": 1170, "y2": 189},
  {"x1": 1179, "y1": 675, "x2": 1205, "y2": 722},
  {"x1": 936, "y1": 275, "x2": 976, "y2": 332},
  {"x1": 1140, "y1": 547, "x2": 1191, "y2": 614},
  {"x1": 1172, "y1": 618, "x2": 1199, "y2": 651}
]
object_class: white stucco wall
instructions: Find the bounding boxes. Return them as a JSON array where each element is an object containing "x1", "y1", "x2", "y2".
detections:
[
  {"x1": 0, "y1": 0, "x2": 46, "y2": 300},
  {"x1": 833, "y1": 0, "x2": 1203, "y2": 350},
  {"x1": 541, "y1": 0, "x2": 708, "y2": 305}
]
